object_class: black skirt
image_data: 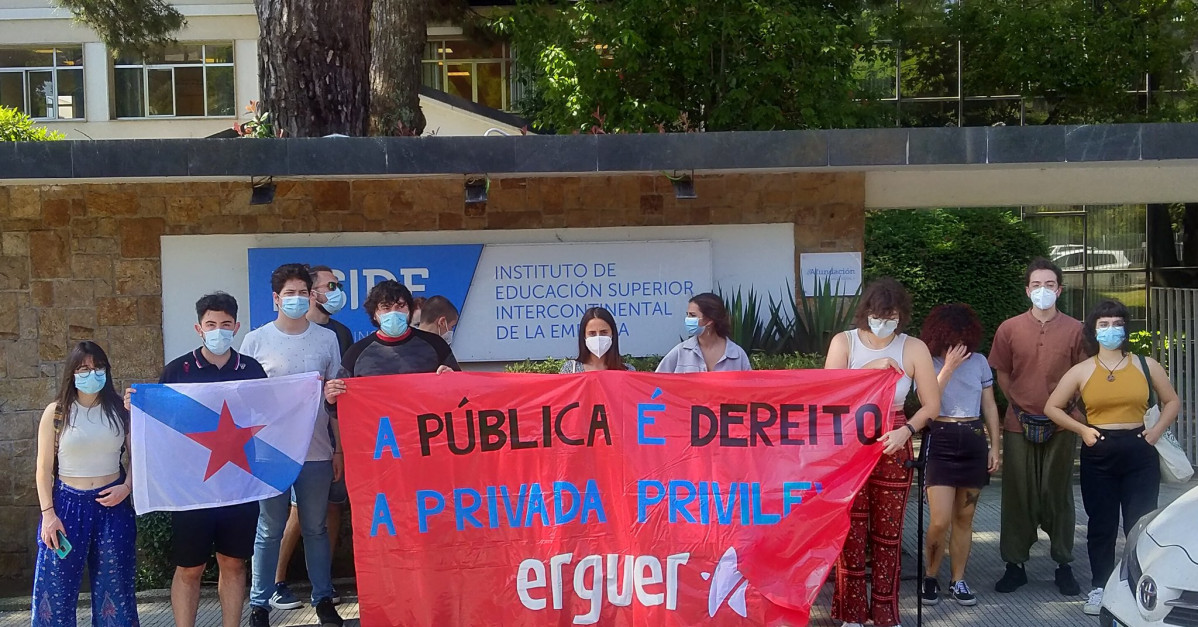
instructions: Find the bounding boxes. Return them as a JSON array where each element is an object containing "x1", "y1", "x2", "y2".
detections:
[{"x1": 925, "y1": 419, "x2": 991, "y2": 488}]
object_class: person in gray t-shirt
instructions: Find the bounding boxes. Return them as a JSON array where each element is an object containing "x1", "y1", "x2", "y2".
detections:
[{"x1": 919, "y1": 303, "x2": 1002, "y2": 608}]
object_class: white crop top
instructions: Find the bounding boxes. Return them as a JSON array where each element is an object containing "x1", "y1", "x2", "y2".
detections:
[
  {"x1": 57, "y1": 402, "x2": 125, "y2": 478},
  {"x1": 846, "y1": 329, "x2": 913, "y2": 410}
]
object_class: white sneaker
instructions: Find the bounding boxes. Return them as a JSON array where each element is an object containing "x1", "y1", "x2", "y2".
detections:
[
  {"x1": 840, "y1": 623, "x2": 865, "y2": 627},
  {"x1": 1084, "y1": 587, "x2": 1104, "y2": 615}
]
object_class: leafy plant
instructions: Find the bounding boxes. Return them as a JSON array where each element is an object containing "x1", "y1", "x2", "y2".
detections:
[
  {"x1": 767, "y1": 278, "x2": 861, "y2": 355},
  {"x1": 494, "y1": 0, "x2": 884, "y2": 134},
  {"x1": 234, "y1": 101, "x2": 281, "y2": 138},
  {"x1": 864, "y1": 208, "x2": 1048, "y2": 354},
  {"x1": 720, "y1": 287, "x2": 774, "y2": 355},
  {"x1": 0, "y1": 106, "x2": 64, "y2": 141}
]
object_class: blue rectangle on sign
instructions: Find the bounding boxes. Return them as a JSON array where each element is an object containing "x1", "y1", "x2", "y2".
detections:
[{"x1": 247, "y1": 245, "x2": 484, "y2": 343}]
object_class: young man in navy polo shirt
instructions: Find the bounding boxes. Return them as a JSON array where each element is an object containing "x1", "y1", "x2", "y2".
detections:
[{"x1": 158, "y1": 292, "x2": 267, "y2": 627}]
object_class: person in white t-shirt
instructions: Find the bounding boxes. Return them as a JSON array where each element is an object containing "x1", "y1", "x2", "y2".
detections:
[{"x1": 239, "y1": 263, "x2": 344, "y2": 627}]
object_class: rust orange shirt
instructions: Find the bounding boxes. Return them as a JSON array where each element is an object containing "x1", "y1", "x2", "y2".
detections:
[{"x1": 988, "y1": 310, "x2": 1088, "y2": 432}]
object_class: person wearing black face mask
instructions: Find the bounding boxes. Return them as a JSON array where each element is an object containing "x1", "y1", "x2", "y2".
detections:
[{"x1": 560, "y1": 307, "x2": 635, "y2": 373}]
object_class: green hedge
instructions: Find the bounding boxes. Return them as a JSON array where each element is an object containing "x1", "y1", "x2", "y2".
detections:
[
  {"x1": 505, "y1": 353, "x2": 824, "y2": 373},
  {"x1": 864, "y1": 208, "x2": 1049, "y2": 354}
]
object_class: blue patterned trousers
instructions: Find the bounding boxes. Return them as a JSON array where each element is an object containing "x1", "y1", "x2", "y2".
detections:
[{"x1": 31, "y1": 477, "x2": 139, "y2": 627}]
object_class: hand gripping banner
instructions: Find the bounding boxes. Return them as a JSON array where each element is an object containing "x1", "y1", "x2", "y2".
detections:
[{"x1": 339, "y1": 369, "x2": 900, "y2": 626}]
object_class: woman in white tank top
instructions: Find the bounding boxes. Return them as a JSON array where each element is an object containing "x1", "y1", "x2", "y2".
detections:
[
  {"x1": 823, "y1": 278, "x2": 941, "y2": 627},
  {"x1": 32, "y1": 341, "x2": 138, "y2": 625}
]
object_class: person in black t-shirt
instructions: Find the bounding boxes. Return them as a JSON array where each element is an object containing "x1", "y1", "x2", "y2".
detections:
[
  {"x1": 324, "y1": 281, "x2": 460, "y2": 407},
  {"x1": 128, "y1": 292, "x2": 267, "y2": 627},
  {"x1": 307, "y1": 265, "x2": 353, "y2": 354}
]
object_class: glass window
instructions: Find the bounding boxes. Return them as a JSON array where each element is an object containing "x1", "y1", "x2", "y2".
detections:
[
  {"x1": 0, "y1": 47, "x2": 84, "y2": 119},
  {"x1": 423, "y1": 38, "x2": 515, "y2": 111},
  {"x1": 1021, "y1": 205, "x2": 1150, "y2": 323},
  {"x1": 114, "y1": 43, "x2": 235, "y2": 118}
]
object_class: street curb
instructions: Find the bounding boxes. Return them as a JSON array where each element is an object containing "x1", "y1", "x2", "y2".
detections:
[{"x1": 0, "y1": 577, "x2": 357, "y2": 612}]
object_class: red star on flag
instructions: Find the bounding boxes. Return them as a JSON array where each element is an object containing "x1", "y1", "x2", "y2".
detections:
[{"x1": 186, "y1": 401, "x2": 265, "y2": 480}]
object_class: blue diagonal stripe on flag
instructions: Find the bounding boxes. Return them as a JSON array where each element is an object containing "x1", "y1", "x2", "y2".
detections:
[{"x1": 132, "y1": 383, "x2": 303, "y2": 492}]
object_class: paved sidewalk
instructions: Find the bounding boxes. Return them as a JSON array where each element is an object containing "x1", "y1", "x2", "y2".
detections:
[{"x1": 3, "y1": 477, "x2": 1194, "y2": 626}]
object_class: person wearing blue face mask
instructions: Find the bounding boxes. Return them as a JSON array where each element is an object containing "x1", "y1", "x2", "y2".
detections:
[
  {"x1": 307, "y1": 265, "x2": 353, "y2": 355},
  {"x1": 324, "y1": 280, "x2": 460, "y2": 407},
  {"x1": 132, "y1": 292, "x2": 267, "y2": 627},
  {"x1": 33, "y1": 341, "x2": 138, "y2": 626},
  {"x1": 1045, "y1": 299, "x2": 1181, "y2": 617},
  {"x1": 273, "y1": 265, "x2": 354, "y2": 611},
  {"x1": 239, "y1": 263, "x2": 345, "y2": 627},
  {"x1": 655, "y1": 292, "x2": 751, "y2": 373}
]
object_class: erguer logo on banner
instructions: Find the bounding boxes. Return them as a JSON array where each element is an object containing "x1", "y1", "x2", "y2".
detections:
[{"x1": 339, "y1": 369, "x2": 898, "y2": 626}]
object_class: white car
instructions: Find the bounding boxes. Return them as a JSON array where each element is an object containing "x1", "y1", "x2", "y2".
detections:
[{"x1": 1100, "y1": 485, "x2": 1198, "y2": 626}]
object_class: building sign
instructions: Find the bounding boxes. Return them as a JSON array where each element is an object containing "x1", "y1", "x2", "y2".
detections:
[
  {"x1": 247, "y1": 241, "x2": 713, "y2": 361},
  {"x1": 798, "y1": 252, "x2": 862, "y2": 297}
]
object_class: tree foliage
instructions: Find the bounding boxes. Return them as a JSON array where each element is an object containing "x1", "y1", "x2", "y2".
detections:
[
  {"x1": 0, "y1": 106, "x2": 65, "y2": 141},
  {"x1": 864, "y1": 208, "x2": 1049, "y2": 353},
  {"x1": 493, "y1": 0, "x2": 889, "y2": 133},
  {"x1": 889, "y1": 0, "x2": 1198, "y2": 124},
  {"x1": 54, "y1": 0, "x2": 184, "y2": 52}
]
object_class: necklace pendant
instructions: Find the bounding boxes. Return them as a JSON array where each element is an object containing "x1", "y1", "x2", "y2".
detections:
[{"x1": 1107, "y1": 373, "x2": 1116, "y2": 382}]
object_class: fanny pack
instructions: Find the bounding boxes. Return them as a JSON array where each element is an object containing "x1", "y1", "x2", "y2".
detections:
[{"x1": 1013, "y1": 403, "x2": 1060, "y2": 444}]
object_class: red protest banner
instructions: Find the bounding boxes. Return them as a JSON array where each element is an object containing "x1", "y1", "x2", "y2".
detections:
[{"x1": 339, "y1": 369, "x2": 899, "y2": 626}]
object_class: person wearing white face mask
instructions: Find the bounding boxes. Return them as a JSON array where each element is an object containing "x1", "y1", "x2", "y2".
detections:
[
  {"x1": 416, "y1": 295, "x2": 460, "y2": 346},
  {"x1": 560, "y1": 307, "x2": 635, "y2": 373},
  {"x1": 988, "y1": 257, "x2": 1087, "y2": 598},
  {"x1": 656, "y1": 292, "x2": 752, "y2": 373},
  {"x1": 129, "y1": 292, "x2": 268, "y2": 627},
  {"x1": 1045, "y1": 298, "x2": 1180, "y2": 616},
  {"x1": 823, "y1": 277, "x2": 941, "y2": 627}
]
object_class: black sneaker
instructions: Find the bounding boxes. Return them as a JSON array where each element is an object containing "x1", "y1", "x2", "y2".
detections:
[
  {"x1": 1055, "y1": 564, "x2": 1081, "y2": 596},
  {"x1": 995, "y1": 563, "x2": 1027, "y2": 593},
  {"x1": 950, "y1": 579, "x2": 978, "y2": 606},
  {"x1": 250, "y1": 606, "x2": 270, "y2": 627},
  {"x1": 920, "y1": 577, "x2": 941, "y2": 605},
  {"x1": 315, "y1": 597, "x2": 344, "y2": 627}
]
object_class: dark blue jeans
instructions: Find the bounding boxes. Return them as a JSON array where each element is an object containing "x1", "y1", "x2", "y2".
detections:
[{"x1": 32, "y1": 477, "x2": 139, "y2": 626}]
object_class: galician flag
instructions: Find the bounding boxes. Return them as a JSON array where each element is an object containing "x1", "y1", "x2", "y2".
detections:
[{"x1": 129, "y1": 372, "x2": 321, "y2": 515}]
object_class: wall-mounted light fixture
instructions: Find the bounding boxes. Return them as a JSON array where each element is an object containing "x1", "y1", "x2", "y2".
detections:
[
  {"x1": 465, "y1": 174, "x2": 489, "y2": 204},
  {"x1": 250, "y1": 176, "x2": 276, "y2": 205},
  {"x1": 665, "y1": 170, "x2": 696, "y2": 199}
]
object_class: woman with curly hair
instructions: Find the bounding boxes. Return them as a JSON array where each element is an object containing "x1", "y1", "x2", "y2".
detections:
[{"x1": 918, "y1": 304, "x2": 1001, "y2": 608}]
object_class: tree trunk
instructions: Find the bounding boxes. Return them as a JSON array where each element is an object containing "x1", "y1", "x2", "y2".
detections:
[
  {"x1": 255, "y1": 0, "x2": 372, "y2": 137},
  {"x1": 370, "y1": 0, "x2": 428, "y2": 135}
]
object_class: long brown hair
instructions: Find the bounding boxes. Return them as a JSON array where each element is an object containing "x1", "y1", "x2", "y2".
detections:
[
  {"x1": 55, "y1": 341, "x2": 128, "y2": 435},
  {"x1": 690, "y1": 292, "x2": 732, "y2": 339},
  {"x1": 575, "y1": 307, "x2": 627, "y2": 370}
]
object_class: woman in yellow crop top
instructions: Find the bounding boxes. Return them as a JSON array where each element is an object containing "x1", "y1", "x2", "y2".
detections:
[{"x1": 1045, "y1": 299, "x2": 1179, "y2": 617}]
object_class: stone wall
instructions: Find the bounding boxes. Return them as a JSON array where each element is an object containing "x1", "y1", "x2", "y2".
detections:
[{"x1": 0, "y1": 171, "x2": 864, "y2": 585}]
